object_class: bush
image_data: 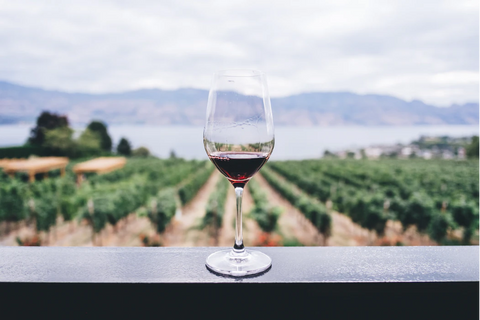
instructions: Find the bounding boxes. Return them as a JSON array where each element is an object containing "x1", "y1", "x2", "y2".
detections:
[
  {"x1": 428, "y1": 213, "x2": 453, "y2": 243},
  {"x1": 80, "y1": 198, "x2": 109, "y2": 233},
  {"x1": 201, "y1": 177, "x2": 229, "y2": 233},
  {"x1": 33, "y1": 196, "x2": 58, "y2": 232},
  {"x1": 451, "y1": 200, "x2": 479, "y2": 228},
  {"x1": 451, "y1": 200, "x2": 479, "y2": 243},
  {"x1": 0, "y1": 180, "x2": 28, "y2": 223},
  {"x1": 148, "y1": 188, "x2": 177, "y2": 234},
  {"x1": 260, "y1": 167, "x2": 331, "y2": 238},
  {"x1": 400, "y1": 193, "x2": 434, "y2": 232},
  {"x1": 248, "y1": 178, "x2": 282, "y2": 237},
  {"x1": 132, "y1": 147, "x2": 151, "y2": 157},
  {"x1": 251, "y1": 205, "x2": 282, "y2": 233},
  {"x1": 178, "y1": 164, "x2": 214, "y2": 205}
]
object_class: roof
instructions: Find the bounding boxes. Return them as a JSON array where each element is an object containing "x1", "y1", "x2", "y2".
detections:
[
  {"x1": 1, "y1": 157, "x2": 68, "y2": 173},
  {"x1": 73, "y1": 157, "x2": 126, "y2": 174}
]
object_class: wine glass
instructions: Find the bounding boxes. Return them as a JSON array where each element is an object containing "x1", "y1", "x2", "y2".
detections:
[{"x1": 203, "y1": 69, "x2": 274, "y2": 277}]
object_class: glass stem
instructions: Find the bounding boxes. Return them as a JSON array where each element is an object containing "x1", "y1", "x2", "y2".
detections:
[{"x1": 233, "y1": 185, "x2": 245, "y2": 253}]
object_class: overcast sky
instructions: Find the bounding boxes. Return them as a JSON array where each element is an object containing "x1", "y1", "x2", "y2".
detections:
[{"x1": 0, "y1": 0, "x2": 478, "y2": 106}]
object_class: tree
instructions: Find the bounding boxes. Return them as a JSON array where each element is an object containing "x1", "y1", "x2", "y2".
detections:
[
  {"x1": 87, "y1": 121, "x2": 112, "y2": 152},
  {"x1": 132, "y1": 146, "x2": 150, "y2": 157},
  {"x1": 77, "y1": 129, "x2": 102, "y2": 157},
  {"x1": 43, "y1": 127, "x2": 102, "y2": 157},
  {"x1": 117, "y1": 138, "x2": 132, "y2": 156},
  {"x1": 323, "y1": 150, "x2": 337, "y2": 158},
  {"x1": 466, "y1": 136, "x2": 479, "y2": 159},
  {"x1": 43, "y1": 127, "x2": 75, "y2": 156},
  {"x1": 28, "y1": 111, "x2": 69, "y2": 146}
]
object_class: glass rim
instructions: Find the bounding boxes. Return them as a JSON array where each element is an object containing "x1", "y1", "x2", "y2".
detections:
[{"x1": 214, "y1": 69, "x2": 265, "y2": 77}]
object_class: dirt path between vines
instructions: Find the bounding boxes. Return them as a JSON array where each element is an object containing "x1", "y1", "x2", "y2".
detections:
[
  {"x1": 161, "y1": 171, "x2": 219, "y2": 246},
  {"x1": 0, "y1": 213, "x2": 155, "y2": 247},
  {"x1": 254, "y1": 174, "x2": 324, "y2": 245},
  {"x1": 0, "y1": 218, "x2": 95, "y2": 247}
]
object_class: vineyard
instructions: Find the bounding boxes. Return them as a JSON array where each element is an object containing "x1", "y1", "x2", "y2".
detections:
[
  {"x1": 267, "y1": 159, "x2": 479, "y2": 245},
  {"x1": 0, "y1": 157, "x2": 478, "y2": 247},
  {"x1": 0, "y1": 158, "x2": 212, "y2": 245}
]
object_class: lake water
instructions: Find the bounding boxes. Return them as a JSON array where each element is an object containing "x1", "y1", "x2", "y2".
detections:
[{"x1": 1, "y1": 124, "x2": 478, "y2": 160}]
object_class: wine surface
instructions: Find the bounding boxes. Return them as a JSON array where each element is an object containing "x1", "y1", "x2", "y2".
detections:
[{"x1": 208, "y1": 152, "x2": 269, "y2": 184}]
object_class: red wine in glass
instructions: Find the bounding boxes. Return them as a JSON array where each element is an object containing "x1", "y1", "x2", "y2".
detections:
[{"x1": 208, "y1": 152, "x2": 269, "y2": 186}]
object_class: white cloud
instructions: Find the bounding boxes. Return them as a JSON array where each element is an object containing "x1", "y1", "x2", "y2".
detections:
[
  {"x1": 432, "y1": 71, "x2": 478, "y2": 85},
  {"x1": 0, "y1": 0, "x2": 477, "y2": 106}
]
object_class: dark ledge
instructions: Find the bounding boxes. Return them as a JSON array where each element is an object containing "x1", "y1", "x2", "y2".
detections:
[
  {"x1": 0, "y1": 246, "x2": 478, "y2": 283},
  {"x1": 0, "y1": 246, "x2": 478, "y2": 318}
]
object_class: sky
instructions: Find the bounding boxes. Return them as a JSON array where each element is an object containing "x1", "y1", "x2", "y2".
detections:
[{"x1": 0, "y1": 0, "x2": 478, "y2": 106}]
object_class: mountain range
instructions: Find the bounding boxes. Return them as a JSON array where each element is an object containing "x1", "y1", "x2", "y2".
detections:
[{"x1": 0, "y1": 80, "x2": 478, "y2": 126}]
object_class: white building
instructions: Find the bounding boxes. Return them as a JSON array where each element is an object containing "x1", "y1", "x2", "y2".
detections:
[
  {"x1": 401, "y1": 147, "x2": 412, "y2": 157},
  {"x1": 422, "y1": 150, "x2": 432, "y2": 159},
  {"x1": 364, "y1": 147, "x2": 383, "y2": 159}
]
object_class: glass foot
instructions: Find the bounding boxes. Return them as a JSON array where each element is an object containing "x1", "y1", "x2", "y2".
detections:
[{"x1": 206, "y1": 249, "x2": 272, "y2": 277}]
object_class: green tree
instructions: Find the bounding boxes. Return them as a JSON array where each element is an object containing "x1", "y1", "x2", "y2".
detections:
[
  {"x1": 28, "y1": 111, "x2": 69, "y2": 146},
  {"x1": 43, "y1": 127, "x2": 75, "y2": 156},
  {"x1": 323, "y1": 150, "x2": 337, "y2": 158},
  {"x1": 132, "y1": 146, "x2": 150, "y2": 157},
  {"x1": 77, "y1": 129, "x2": 102, "y2": 157},
  {"x1": 466, "y1": 136, "x2": 479, "y2": 159},
  {"x1": 117, "y1": 138, "x2": 132, "y2": 156},
  {"x1": 86, "y1": 121, "x2": 112, "y2": 152}
]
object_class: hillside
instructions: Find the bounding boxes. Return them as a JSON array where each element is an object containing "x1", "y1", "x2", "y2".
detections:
[{"x1": 0, "y1": 80, "x2": 477, "y2": 126}]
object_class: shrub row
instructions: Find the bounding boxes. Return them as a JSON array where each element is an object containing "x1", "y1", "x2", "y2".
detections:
[
  {"x1": 178, "y1": 163, "x2": 214, "y2": 205},
  {"x1": 147, "y1": 188, "x2": 177, "y2": 234},
  {"x1": 268, "y1": 160, "x2": 479, "y2": 243},
  {"x1": 0, "y1": 159, "x2": 209, "y2": 238},
  {"x1": 260, "y1": 167, "x2": 331, "y2": 238},
  {"x1": 200, "y1": 176, "x2": 230, "y2": 242},
  {"x1": 247, "y1": 178, "x2": 281, "y2": 234}
]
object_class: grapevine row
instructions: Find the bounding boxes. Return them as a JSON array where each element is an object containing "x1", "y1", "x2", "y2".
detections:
[
  {"x1": 0, "y1": 158, "x2": 212, "y2": 240},
  {"x1": 199, "y1": 176, "x2": 229, "y2": 244},
  {"x1": 248, "y1": 178, "x2": 281, "y2": 234},
  {"x1": 268, "y1": 159, "x2": 479, "y2": 243},
  {"x1": 260, "y1": 167, "x2": 331, "y2": 240}
]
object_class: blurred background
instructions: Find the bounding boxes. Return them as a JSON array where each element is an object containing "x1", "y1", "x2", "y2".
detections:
[{"x1": 0, "y1": 0, "x2": 478, "y2": 247}]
